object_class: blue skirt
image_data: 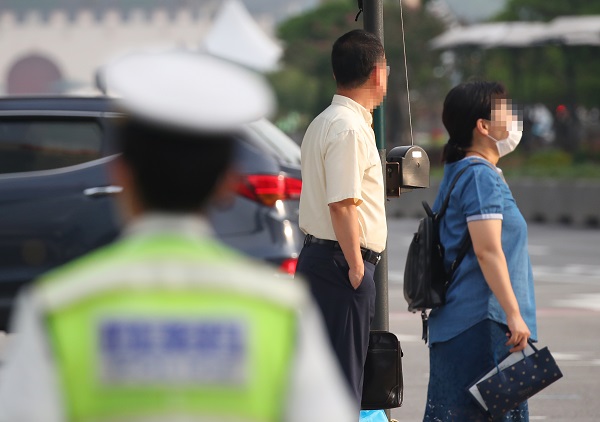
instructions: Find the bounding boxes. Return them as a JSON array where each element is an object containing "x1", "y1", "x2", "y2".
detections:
[{"x1": 423, "y1": 319, "x2": 529, "y2": 422}]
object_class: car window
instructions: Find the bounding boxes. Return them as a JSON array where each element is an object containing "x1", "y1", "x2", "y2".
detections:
[
  {"x1": 243, "y1": 119, "x2": 301, "y2": 165},
  {"x1": 0, "y1": 118, "x2": 102, "y2": 174}
]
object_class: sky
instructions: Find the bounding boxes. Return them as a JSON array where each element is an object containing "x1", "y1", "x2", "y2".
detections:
[
  {"x1": 0, "y1": 0, "x2": 320, "y2": 23},
  {"x1": 0, "y1": 0, "x2": 506, "y2": 24}
]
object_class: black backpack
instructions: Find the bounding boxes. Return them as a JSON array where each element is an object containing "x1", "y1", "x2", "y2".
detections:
[{"x1": 403, "y1": 162, "x2": 485, "y2": 342}]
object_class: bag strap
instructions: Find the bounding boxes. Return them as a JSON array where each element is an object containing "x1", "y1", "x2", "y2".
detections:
[
  {"x1": 491, "y1": 338, "x2": 538, "y2": 373},
  {"x1": 449, "y1": 234, "x2": 472, "y2": 275},
  {"x1": 421, "y1": 159, "x2": 499, "y2": 344},
  {"x1": 439, "y1": 160, "x2": 497, "y2": 277},
  {"x1": 436, "y1": 164, "x2": 472, "y2": 219}
]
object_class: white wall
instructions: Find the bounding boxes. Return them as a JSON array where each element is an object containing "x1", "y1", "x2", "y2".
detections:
[{"x1": 0, "y1": 5, "x2": 237, "y2": 94}]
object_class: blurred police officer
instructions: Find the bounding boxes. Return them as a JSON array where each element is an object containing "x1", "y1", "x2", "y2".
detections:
[{"x1": 0, "y1": 51, "x2": 355, "y2": 422}]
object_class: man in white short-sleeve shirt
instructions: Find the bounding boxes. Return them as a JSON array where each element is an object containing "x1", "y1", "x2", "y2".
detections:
[{"x1": 296, "y1": 29, "x2": 388, "y2": 406}]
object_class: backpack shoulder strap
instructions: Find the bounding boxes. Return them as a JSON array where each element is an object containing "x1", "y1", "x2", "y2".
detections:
[
  {"x1": 437, "y1": 165, "x2": 469, "y2": 219},
  {"x1": 437, "y1": 160, "x2": 495, "y2": 219},
  {"x1": 440, "y1": 160, "x2": 496, "y2": 276}
]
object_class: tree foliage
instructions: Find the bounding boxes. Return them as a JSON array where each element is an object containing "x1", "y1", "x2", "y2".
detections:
[
  {"x1": 497, "y1": 0, "x2": 600, "y2": 21},
  {"x1": 270, "y1": 0, "x2": 448, "y2": 145},
  {"x1": 269, "y1": 1, "x2": 360, "y2": 136},
  {"x1": 483, "y1": 0, "x2": 600, "y2": 165},
  {"x1": 271, "y1": 0, "x2": 600, "y2": 160},
  {"x1": 476, "y1": 1, "x2": 600, "y2": 109},
  {"x1": 383, "y1": 2, "x2": 449, "y2": 146}
]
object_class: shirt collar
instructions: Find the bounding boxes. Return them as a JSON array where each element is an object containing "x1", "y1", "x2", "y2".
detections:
[
  {"x1": 123, "y1": 213, "x2": 214, "y2": 240},
  {"x1": 332, "y1": 94, "x2": 373, "y2": 126},
  {"x1": 459, "y1": 156, "x2": 504, "y2": 178}
]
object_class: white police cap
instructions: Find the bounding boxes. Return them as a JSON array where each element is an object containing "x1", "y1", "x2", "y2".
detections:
[{"x1": 100, "y1": 50, "x2": 275, "y2": 132}]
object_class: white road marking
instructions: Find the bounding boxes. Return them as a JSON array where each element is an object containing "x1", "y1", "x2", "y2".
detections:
[
  {"x1": 533, "y1": 266, "x2": 600, "y2": 284},
  {"x1": 528, "y1": 245, "x2": 550, "y2": 256},
  {"x1": 554, "y1": 293, "x2": 600, "y2": 311},
  {"x1": 535, "y1": 393, "x2": 581, "y2": 400},
  {"x1": 563, "y1": 264, "x2": 600, "y2": 276},
  {"x1": 390, "y1": 264, "x2": 600, "y2": 285},
  {"x1": 548, "y1": 352, "x2": 600, "y2": 367},
  {"x1": 552, "y1": 353, "x2": 582, "y2": 361},
  {"x1": 388, "y1": 270, "x2": 404, "y2": 284},
  {"x1": 392, "y1": 333, "x2": 422, "y2": 343},
  {"x1": 0, "y1": 331, "x2": 10, "y2": 363}
]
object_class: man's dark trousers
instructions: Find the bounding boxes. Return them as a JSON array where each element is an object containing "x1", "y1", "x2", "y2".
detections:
[{"x1": 296, "y1": 241, "x2": 376, "y2": 404}]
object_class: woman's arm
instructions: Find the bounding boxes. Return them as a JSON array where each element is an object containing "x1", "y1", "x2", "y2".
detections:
[{"x1": 467, "y1": 219, "x2": 530, "y2": 352}]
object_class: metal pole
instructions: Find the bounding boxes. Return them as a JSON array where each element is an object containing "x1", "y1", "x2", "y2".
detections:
[
  {"x1": 363, "y1": 0, "x2": 388, "y2": 335},
  {"x1": 363, "y1": 3, "x2": 391, "y2": 419}
]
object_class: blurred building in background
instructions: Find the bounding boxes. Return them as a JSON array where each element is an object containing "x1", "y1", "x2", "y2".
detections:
[{"x1": 0, "y1": 0, "x2": 313, "y2": 95}]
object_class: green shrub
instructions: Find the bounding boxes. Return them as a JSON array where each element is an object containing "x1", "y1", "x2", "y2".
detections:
[{"x1": 526, "y1": 150, "x2": 573, "y2": 168}]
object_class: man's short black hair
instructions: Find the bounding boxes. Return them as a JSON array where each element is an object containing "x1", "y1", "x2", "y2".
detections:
[
  {"x1": 117, "y1": 117, "x2": 236, "y2": 212},
  {"x1": 331, "y1": 29, "x2": 385, "y2": 89}
]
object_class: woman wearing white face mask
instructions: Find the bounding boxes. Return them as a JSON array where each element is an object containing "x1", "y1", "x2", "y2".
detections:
[{"x1": 423, "y1": 81, "x2": 537, "y2": 422}]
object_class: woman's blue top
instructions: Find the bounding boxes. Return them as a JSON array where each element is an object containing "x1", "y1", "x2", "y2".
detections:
[{"x1": 428, "y1": 157, "x2": 537, "y2": 345}]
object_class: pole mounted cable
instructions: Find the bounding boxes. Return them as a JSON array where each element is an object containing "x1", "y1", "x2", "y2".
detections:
[
  {"x1": 399, "y1": 0, "x2": 415, "y2": 146},
  {"x1": 355, "y1": 0, "x2": 363, "y2": 21}
]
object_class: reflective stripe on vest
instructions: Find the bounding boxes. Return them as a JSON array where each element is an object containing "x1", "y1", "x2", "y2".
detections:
[{"x1": 36, "y1": 234, "x2": 302, "y2": 422}]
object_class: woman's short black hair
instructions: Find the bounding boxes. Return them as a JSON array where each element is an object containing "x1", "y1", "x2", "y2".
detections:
[
  {"x1": 441, "y1": 81, "x2": 506, "y2": 163},
  {"x1": 116, "y1": 117, "x2": 236, "y2": 212},
  {"x1": 331, "y1": 29, "x2": 385, "y2": 89}
]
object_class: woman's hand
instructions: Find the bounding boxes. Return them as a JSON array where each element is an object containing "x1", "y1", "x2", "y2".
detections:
[{"x1": 505, "y1": 313, "x2": 531, "y2": 352}]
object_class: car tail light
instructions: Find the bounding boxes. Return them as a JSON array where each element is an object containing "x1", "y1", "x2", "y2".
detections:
[
  {"x1": 279, "y1": 258, "x2": 298, "y2": 275},
  {"x1": 237, "y1": 174, "x2": 302, "y2": 207}
]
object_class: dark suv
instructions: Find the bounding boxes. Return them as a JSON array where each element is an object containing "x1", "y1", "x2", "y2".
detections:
[{"x1": 0, "y1": 96, "x2": 304, "y2": 330}]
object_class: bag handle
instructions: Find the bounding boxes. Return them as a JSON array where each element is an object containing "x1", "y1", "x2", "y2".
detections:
[{"x1": 491, "y1": 338, "x2": 539, "y2": 375}]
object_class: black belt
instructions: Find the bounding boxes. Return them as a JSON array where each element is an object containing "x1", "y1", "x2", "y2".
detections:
[{"x1": 304, "y1": 234, "x2": 381, "y2": 265}]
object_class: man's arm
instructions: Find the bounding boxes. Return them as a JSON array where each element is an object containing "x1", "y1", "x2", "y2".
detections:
[{"x1": 329, "y1": 198, "x2": 364, "y2": 289}]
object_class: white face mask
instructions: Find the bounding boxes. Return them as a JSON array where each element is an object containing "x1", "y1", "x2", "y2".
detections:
[{"x1": 488, "y1": 120, "x2": 523, "y2": 157}]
